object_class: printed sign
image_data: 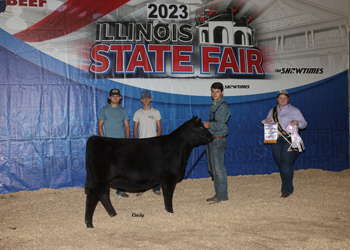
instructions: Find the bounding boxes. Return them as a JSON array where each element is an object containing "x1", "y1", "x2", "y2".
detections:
[{"x1": 0, "y1": 0, "x2": 348, "y2": 194}]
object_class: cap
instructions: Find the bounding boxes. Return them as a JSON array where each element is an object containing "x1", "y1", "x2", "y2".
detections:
[
  {"x1": 278, "y1": 90, "x2": 289, "y2": 95},
  {"x1": 141, "y1": 90, "x2": 151, "y2": 99},
  {"x1": 109, "y1": 89, "x2": 120, "y2": 96}
]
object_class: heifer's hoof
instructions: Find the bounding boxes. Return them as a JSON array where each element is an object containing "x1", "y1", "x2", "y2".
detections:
[
  {"x1": 86, "y1": 222, "x2": 94, "y2": 228},
  {"x1": 165, "y1": 208, "x2": 174, "y2": 213},
  {"x1": 109, "y1": 212, "x2": 117, "y2": 217}
]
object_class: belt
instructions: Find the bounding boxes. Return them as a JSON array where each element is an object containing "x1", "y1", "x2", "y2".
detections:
[{"x1": 213, "y1": 136, "x2": 226, "y2": 139}]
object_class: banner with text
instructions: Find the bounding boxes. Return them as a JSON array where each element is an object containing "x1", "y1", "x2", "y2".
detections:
[{"x1": 0, "y1": 0, "x2": 348, "y2": 193}]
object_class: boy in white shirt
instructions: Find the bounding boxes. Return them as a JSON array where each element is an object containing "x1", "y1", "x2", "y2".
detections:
[{"x1": 133, "y1": 90, "x2": 162, "y2": 195}]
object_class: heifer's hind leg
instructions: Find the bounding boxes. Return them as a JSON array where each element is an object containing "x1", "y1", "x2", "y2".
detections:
[
  {"x1": 85, "y1": 183, "x2": 109, "y2": 228},
  {"x1": 162, "y1": 178, "x2": 177, "y2": 213},
  {"x1": 85, "y1": 193, "x2": 99, "y2": 228},
  {"x1": 100, "y1": 187, "x2": 117, "y2": 217}
]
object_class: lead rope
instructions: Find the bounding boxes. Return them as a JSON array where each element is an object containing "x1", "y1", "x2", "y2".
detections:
[{"x1": 184, "y1": 149, "x2": 206, "y2": 179}]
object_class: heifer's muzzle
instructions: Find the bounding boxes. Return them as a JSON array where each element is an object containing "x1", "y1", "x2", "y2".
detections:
[{"x1": 191, "y1": 126, "x2": 213, "y2": 143}]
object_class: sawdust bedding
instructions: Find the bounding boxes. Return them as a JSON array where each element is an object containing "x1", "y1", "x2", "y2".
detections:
[{"x1": 1, "y1": 169, "x2": 349, "y2": 250}]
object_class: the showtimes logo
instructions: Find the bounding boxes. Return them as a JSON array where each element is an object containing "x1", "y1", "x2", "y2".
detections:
[
  {"x1": 225, "y1": 85, "x2": 250, "y2": 89},
  {"x1": 275, "y1": 68, "x2": 323, "y2": 74}
]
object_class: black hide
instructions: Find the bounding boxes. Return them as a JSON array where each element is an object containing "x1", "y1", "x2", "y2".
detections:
[{"x1": 84, "y1": 116, "x2": 213, "y2": 228}]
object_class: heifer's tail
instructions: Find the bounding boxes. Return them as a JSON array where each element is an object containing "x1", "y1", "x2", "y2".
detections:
[{"x1": 84, "y1": 137, "x2": 94, "y2": 194}]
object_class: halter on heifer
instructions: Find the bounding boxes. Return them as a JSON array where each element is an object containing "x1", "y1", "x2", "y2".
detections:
[{"x1": 185, "y1": 117, "x2": 213, "y2": 179}]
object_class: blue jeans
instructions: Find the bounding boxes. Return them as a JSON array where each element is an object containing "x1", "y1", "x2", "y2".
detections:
[
  {"x1": 271, "y1": 137, "x2": 299, "y2": 195},
  {"x1": 152, "y1": 184, "x2": 161, "y2": 192},
  {"x1": 206, "y1": 138, "x2": 228, "y2": 201},
  {"x1": 138, "y1": 184, "x2": 161, "y2": 194},
  {"x1": 116, "y1": 189, "x2": 125, "y2": 195}
]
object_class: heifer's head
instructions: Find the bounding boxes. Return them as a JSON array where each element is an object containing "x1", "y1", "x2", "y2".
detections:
[{"x1": 186, "y1": 116, "x2": 214, "y2": 146}]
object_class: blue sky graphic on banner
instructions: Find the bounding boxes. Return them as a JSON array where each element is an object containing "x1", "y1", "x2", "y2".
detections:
[{"x1": 0, "y1": 0, "x2": 348, "y2": 193}]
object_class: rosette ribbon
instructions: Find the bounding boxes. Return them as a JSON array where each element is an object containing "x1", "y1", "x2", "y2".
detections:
[{"x1": 285, "y1": 124, "x2": 305, "y2": 152}]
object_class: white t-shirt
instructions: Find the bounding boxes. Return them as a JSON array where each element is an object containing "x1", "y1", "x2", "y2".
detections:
[{"x1": 133, "y1": 108, "x2": 161, "y2": 138}]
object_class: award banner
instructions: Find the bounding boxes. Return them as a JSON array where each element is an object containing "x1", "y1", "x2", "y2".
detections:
[
  {"x1": 0, "y1": 0, "x2": 348, "y2": 193},
  {"x1": 264, "y1": 123, "x2": 278, "y2": 144}
]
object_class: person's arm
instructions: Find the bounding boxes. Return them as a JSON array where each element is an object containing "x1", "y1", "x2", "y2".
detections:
[
  {"x1": 262, "y1": 109, "x2": 273, "y2": 124},
  {"x1": 264, "y1": 117, "x2": 273, "y2": 123},
  {"x1": 124, "y1": 120, "x2": 130, "y2": 138},
  {"x1": 133, "y1": 121, "x2": 139, "y2": 138},
  {"x1": 98, "y1": 120, "x2": 104, "y2": 137},
  {"x1": 203, "y1": 121, "x2": 210, "y2": 129},
  {"x1": 292, "y1": 109, "x2": 307, "y2": 129},
  {"x1": 156, "y1": 120, "x2": 162, "y2": 136},
  {"x1": 208, "y1": 104, "x2": 230, "y2": 133}
]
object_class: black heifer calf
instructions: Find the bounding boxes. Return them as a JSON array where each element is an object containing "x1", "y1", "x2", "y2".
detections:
[{"x1": 84, "y1": 116, "x2": 213, "y2": 228}]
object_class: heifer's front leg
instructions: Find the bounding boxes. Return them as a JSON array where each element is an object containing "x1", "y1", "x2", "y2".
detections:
[
  {"x1": 100, "y1": 187, "x2": 117, "y2": 217},
  {"x1": 85, "y1": 183, "x2": 109, "y2": 228},
  {"x1": 162, "y1": 178, "x2": 177, "y2": 213}
]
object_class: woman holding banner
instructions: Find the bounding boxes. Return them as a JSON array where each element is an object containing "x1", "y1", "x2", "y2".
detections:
[{"x1": 263, "y1": 90, "x2": 307, "y2": 198}]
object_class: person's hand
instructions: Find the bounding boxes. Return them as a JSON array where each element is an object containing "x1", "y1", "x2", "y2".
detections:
[
  {"x1": 290, "y1": 120, "x2": 299, "y2": 126},
  {"x1": 203, "y1": 121, "x2": 210, "y2": 129},
  {"x1": 264, "y1": 117, "x2": 272, "y2": 124}
]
